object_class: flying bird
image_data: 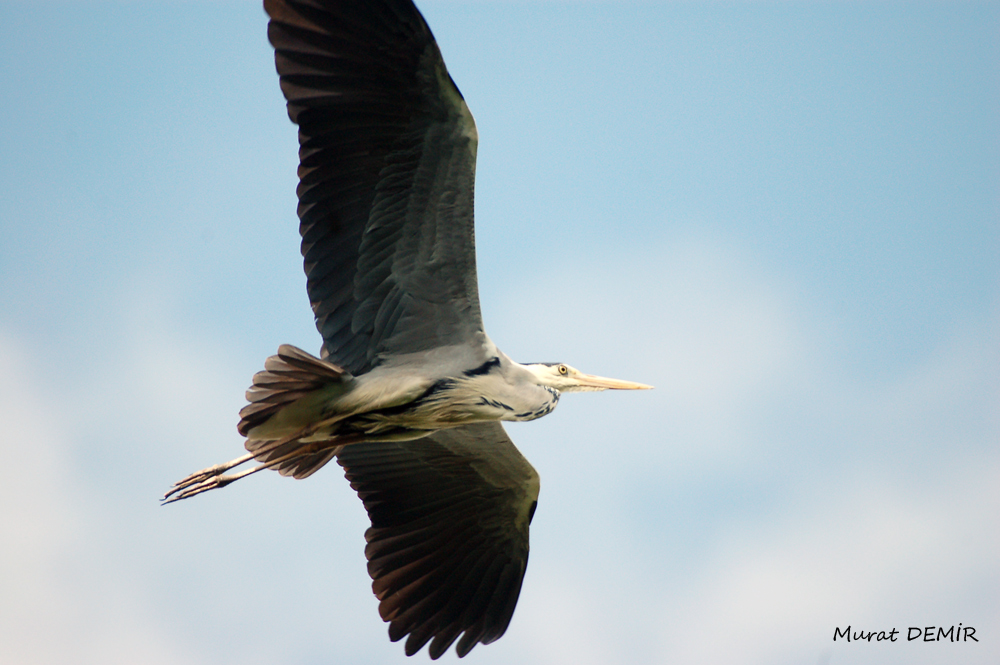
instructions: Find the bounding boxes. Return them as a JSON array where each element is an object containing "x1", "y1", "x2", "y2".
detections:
[{"x1": 165, "y1": 0, "x2": 651, "y2": 658}]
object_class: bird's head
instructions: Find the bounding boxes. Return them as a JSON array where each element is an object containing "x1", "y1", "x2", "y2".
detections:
[{"x1": 524, "y1": 362, "x2": 653, "y2": 393}]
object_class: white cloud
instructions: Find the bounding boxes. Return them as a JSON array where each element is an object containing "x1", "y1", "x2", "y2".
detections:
[
  {"x1": 653, "y1": 462, "x2": 999, "y2": 664},
  {"x1": 0, "y1": 334, "x2": 201, "y2": 665},
  {"x1": 488, "y1": 237, "x2": 1000, "y2": 665}
]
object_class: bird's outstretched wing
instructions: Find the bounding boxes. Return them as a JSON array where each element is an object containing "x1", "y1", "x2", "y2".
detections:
[
  {"x1": 265, "y1": 0, "x2": 486, "y2": 375},
  {"x1": 336, "y1": 422, "x2": 540, "y2": 659}
]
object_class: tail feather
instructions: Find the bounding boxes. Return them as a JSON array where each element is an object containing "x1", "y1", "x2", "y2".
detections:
[
  {"x1": 238, "y1": 344, "x2": 350, "y2": 437},
  {"x1": 238, "y1": 344, "x2": 353, "y2": 479},
  {"x1": 263, "y1": 344, "x2": 345, "y2": 379},
  {"x1": 275, "y1": 449, "x2": 340, "y2": 479}
]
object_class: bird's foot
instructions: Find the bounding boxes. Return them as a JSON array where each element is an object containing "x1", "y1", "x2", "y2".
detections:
[{"x1": 162, "y1": 453, "x2": 253, "y2": 504}]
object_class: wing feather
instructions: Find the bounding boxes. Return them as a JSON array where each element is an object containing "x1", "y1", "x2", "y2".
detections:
[
  {"x1": 336, "y1": 422, "x2": 539, "y2": 659},
  {"x1": 265, "y1": 0, "x2": 486, "y2": 374}
]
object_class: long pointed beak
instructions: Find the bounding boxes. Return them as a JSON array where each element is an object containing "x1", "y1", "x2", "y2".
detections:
[{"x1": 574, "y1": 373, "x2": 653, "y2": 391}]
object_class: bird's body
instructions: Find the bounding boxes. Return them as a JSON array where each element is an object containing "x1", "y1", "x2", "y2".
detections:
[{"x1": 165, "y1": 0, "x2": 650, "y2": 659}]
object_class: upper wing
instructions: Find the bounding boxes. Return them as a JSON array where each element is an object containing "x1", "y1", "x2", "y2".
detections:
[
  {"x1": 265, "y1": 0, "x2": 486, "y2": 375},
  {"x1": 336, "y1": 422, "x2": 540, "y2": 659}
]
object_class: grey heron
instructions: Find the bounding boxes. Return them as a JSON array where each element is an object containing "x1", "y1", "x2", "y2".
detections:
[{"x1": 165, "y1": 0, "x2": 651, "y2": 658}]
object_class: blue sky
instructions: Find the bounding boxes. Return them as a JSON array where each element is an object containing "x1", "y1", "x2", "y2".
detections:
[{"x1": 1, "y1": 1, "x2": 997, "y2": 664}]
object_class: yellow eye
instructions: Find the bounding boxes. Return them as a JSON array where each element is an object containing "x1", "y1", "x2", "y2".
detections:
[{"x1": 558, "y1": 365, "x2": 568, "y2": 375}]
